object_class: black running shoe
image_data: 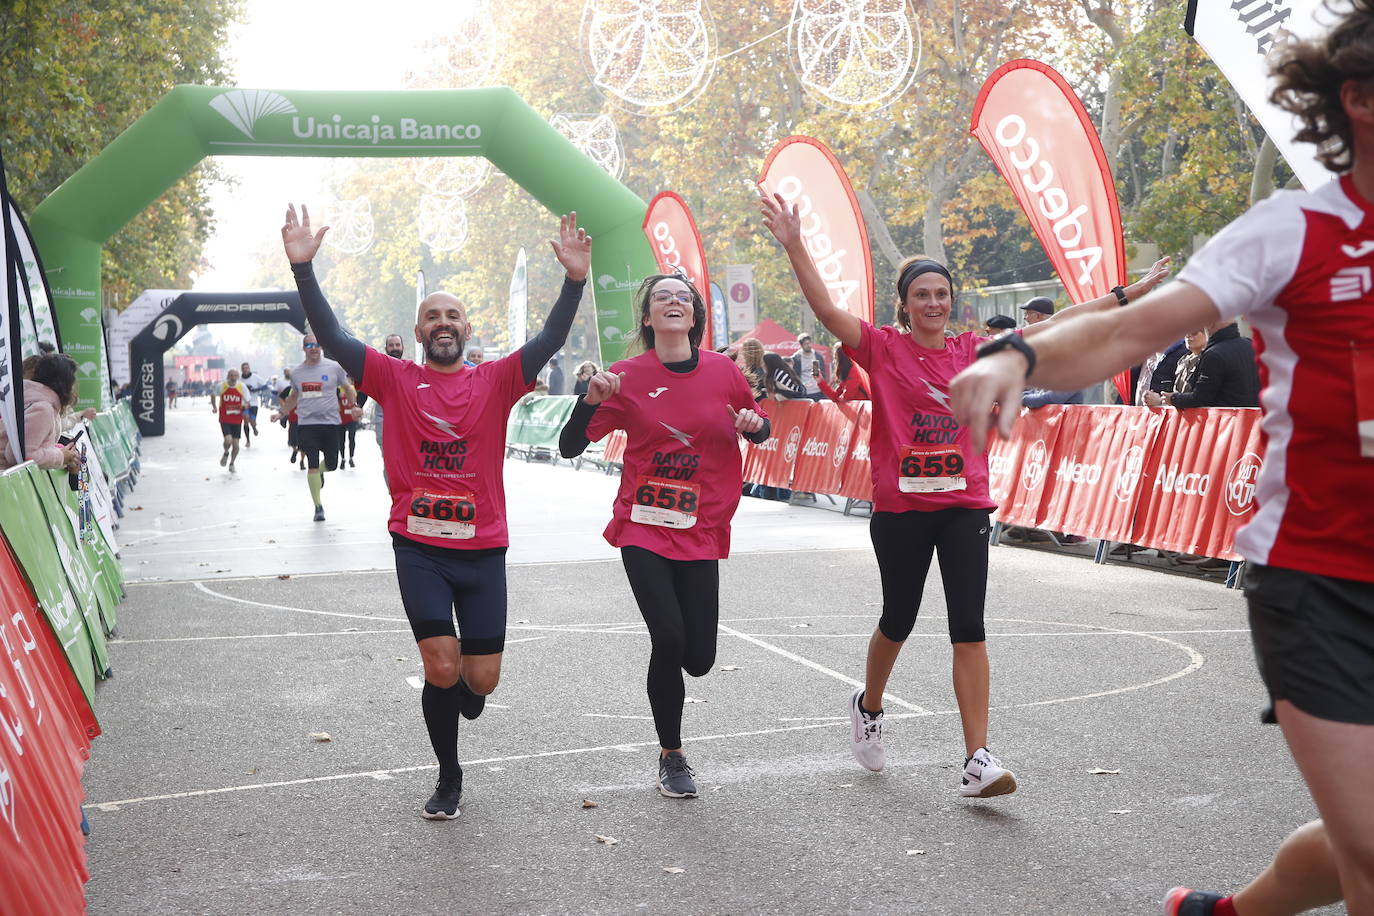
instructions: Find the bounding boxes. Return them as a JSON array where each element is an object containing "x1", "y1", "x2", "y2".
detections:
[
  {"x1": 457, "y1": 679, "x2": 485, "y2": 721},
  {"x1": 313, "y1": 506, "x2": 325, "y2": 522},
  {"x1": 421, "y1": 769, "x2": 463, "y2": 820},
  {"x1": 1163, "y1": 888, "x2": 1227, "y2": 916},
  {"x1": 657, "y1": 751, "x2": 698, "y2": 798}
]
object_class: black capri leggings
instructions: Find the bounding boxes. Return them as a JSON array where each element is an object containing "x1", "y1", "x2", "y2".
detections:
[
  {"x1": 620, "y1": 545, "x2": 720, "y2": 750},
  {"x1": 870, "y1": 508, "x2": 990, "y2": 644}
]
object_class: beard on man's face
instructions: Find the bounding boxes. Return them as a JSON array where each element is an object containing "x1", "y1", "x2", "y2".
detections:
[
  {"x1": 422, "y1": 327, "x2": 466, "y2": 366},
  {"x1": 385, "y1": 345, "x2": 405, "y2": 358}
]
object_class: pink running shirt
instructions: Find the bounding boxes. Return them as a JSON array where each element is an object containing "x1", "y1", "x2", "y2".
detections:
[
  {"x1": 360, "y1": 346, "x2": 533, "y2": 549},
  {"x1": 586, "y1": 349, "x2": 764, "y2": 561},
  {"x1": 844, "y1": 322, "x2": 996, "y2": 514}
]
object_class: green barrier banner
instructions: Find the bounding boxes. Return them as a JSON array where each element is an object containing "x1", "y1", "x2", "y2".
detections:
[
  {"x1": 0, "y1": 470, "x2": 99, "y2": 702},
  {"x1": 507, "y1": 395, "x2": 577, "y2": 450},
  {"x1": 43, "y1": 469, "x2": 121, "y2": 623},
  {"x1": 32, "y1": 86, "x2": 659, "y2": 409},
  {"x1": 26, "y1": 467, "x2": 112, "y2": 672}
]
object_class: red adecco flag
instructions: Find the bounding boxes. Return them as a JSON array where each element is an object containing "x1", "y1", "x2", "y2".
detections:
[
  {"x1": 971, "y1": 59, "x2": 1132, "y2": 401},
  {"x1": 643, "y1": 192, "x2": 712, "y2": 345},
  {"x1": 757, "y1": 136, "x2": 874, "y2": 324}
]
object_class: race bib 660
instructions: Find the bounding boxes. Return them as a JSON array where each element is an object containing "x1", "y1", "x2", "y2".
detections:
[{"x1": 407, "y1": 487, "x2": 477, "y2": 539}]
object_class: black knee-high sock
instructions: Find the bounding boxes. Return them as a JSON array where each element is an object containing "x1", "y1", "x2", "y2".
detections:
[{"x1": 421, "y1": 681, "x2": 463, "y2": 777}]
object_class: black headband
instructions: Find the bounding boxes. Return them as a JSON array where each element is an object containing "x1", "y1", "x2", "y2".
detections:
[{"x1": 897, "y1": 259, "x2": 953, "y2": 301}]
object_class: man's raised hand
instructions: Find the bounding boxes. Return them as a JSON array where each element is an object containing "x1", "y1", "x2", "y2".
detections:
[
  {"x1": 584, "y1": 370, "x2": 624, "y2": 406},
  {"x1": 549, "y1": 212, "x2": 592, "y2": 282},
  {"x1": 282, "y1": 203, "x2": 330, "y2": 264}
]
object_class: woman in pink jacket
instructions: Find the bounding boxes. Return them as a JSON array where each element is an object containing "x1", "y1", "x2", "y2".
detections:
[{"x1": 0, "y1": 353, "x2": 81, "y2": 472}]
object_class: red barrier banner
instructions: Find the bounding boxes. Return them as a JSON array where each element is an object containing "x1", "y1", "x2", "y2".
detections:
[
  {"x1": 971, "y1": 59, "x2": 1131, "y2": 402},
  {"x1": 837, "y1": 401, "x2": 873, "y2": 502},
  {"x1": 601, "y1": 429, "x2": 627, "y2": 465},
  {"x1": 0, "y1": 539, "x2": 91, "y2": 915},
  {"x1": 993, "y1": 405, "x2": 1069, "y2": 528},
  {"x1": 643, "y1": 191, "x2": 712, "y2": 346},
  {"x1": 791, "y1": 401, "x2": 849, "y2": 495},
  {"x1": 1130, "y1": 408, "x2": 1261, "y2": 559},
  {"x1": 757, "y1": 136, "x2": 875, "y2": 324},
  {"x1": 1037, "y1": 406, "x2": 1166, "y2": 541},
  {"x1": 743, "y1": 399, "x2": 811, "y2": 488}
]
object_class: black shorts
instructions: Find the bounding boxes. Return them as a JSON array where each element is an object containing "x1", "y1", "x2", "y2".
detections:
[
  {"x1": 1246, "y1": 563, "x2": 1374, "y2": 725},
  {"x1": 391, "y1": 532, "x2": 507, "y2": 654},
  {"x1": 296, "y1": 423, "x2": 340, "y2": 470},
  {"x1": 220, "y1": 422, "x2": 242, "y2": 439},
  {"x1": 870, "y1": 508, "x2": 990, "y2": 643}
]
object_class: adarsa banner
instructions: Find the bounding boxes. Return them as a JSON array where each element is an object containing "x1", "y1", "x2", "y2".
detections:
[
  {"x1": 643, "y1": 192, "x2": 712, "y2": 346},
  {"x1": 971, "y1": 60, "x2": 1127, "y2": 305},
  {"x1": 757, "y1": 136, "x2": 875, "y2": 325}
]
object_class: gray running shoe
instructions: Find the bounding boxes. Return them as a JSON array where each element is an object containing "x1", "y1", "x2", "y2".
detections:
[
  {"x1": 421, "y1": 770, "x2": 463, "y2": 820},
  {"x1": 220, "y1": 450, "x2": 229, "y2": 467},
  {"x1": 313, "y1": 506, "x2": 325, "y2": 522},
  {"x1": 657, "y1": 751, "x2": 698, "y2": 798}
]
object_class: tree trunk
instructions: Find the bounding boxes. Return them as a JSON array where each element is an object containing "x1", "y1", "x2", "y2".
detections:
[
  {"x1": 923, "y1": 175, "x2": 949, "y2": 264},
  {"x1": 1250, "y1": 135, "x2": 1279, "y2": 204},
  {"x1": 856, "y1": 188, "x2": 904, "y2": 275}
]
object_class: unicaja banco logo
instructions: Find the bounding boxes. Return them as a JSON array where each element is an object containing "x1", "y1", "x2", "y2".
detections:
[{"x1": 210, "y1": 90, "x2": 297, "y2": 140}]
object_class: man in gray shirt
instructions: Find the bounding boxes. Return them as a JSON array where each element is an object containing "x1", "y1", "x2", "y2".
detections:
[{"x1": 273, "y1": 332, "x2": 355, "y2": 521}]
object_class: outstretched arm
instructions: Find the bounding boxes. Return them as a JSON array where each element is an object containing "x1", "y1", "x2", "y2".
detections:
[
  {"x1": 759, "y1": 192, "x2": 862, "y2": 350},
  {"x1": 282, "y1": 204, "x2": 366, "y2": 381},
  {"x1": 1030, "y1": 256, "x2": 1172, "y2": 335},
  {"x1": 521, "y1": 213, "x2": 592, "y2": 384},
  {"x1": 951, "y1": 281, "x2": 1220, "y2": 452}
]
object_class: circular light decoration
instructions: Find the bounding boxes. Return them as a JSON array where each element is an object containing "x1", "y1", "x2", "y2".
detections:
[
  {"x1": 320, "y1": 197, "x2": 375, "y2": 255},
  {"x1": 788, "y1": 0, "x2": 921, "y2": 110},
  {"x1": 405, "y1": 1, "x2": 497, "y2": 89},
  {"x1": 549, "y1": 113, "x2": 625, "y2": 180},
  {"x1": 410, "y1": 157, "x2": 492, "y2": 196},
  {"x1": 418, "y1": 194, "x2": 471, "y2": 253},
  {"x1": 581, "y1": 0, "x2": 716, "y2": 115}
]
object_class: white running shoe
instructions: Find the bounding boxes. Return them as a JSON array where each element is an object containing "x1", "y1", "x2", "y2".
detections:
[
  {"x1": 848, "y1": 687, "x2": 885, "y2": 772},
  {"x1": 959, "y1": 747, "x2": 1017, "y2": 798}
]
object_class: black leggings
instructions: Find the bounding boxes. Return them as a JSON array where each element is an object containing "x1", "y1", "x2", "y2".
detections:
[
  {"x1": 342, "y1": 421, "x2": 358, "y2": 459},
  {"x1": 870, "y1": 508, "x2": 990, "y2": 644},
  {"x1": 620, "y1": 546, "x2": 719, "y2": 750}
]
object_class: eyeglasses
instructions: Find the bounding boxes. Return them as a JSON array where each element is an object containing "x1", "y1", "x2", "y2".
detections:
[
  {"x1": 650, "y1": 291, "x2": 694, "y2": 306},
  {"x1": 303, "y1": 342, "x2": 321, "y2": 349}
]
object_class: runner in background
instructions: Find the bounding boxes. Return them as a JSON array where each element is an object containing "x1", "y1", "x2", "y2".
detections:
[
  {"x1": 952, "y1": 5, "x2": 1374, "y2": 909},
  {"x1": 272, "y1": 333, "x2": 353, "y2": 521},
  {"x1": 559, "y1": 274, "x2": 770, "y2": 799},
  {"x1": 210, "y1": 367, "x2": 249, "y2": 472},
  {"x1": 341, "y1": 376, "x2": 363, "y2": 468},
  {"x1": 760, "y1": 193, "x2": 1168, "y2": 798},
  {"x1": 277, "y1": 371, "x2": 303, "y2": 470},
  {"x1": 240, "y1": 361, "x2": 267, "y2": 448},
  {"x1": 374, "y1": 334, "x2": 406, "y2": 485},
  {"x1": 281, "y1": 203, "x2": 591, "y2": 820}
]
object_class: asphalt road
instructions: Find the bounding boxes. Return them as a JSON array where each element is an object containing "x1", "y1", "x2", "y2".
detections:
[{"x1": 80, "y1": 405, "x2": 1334, "y2": 915}]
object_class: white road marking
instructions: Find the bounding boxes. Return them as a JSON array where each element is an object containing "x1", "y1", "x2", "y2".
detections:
[
  {"x1": 194, "y1": 581, "x2": 406, "y2": 621},
  {"x1": 582, "y1": 713, "x2": 657, "y2": 720},
  {"x1": 716, "y1": 623, "x2": 931, "y2": 715}
]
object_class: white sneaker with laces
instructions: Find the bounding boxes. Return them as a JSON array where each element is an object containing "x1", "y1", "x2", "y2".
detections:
[
  {"x1": 847, "y1": 688, "x2": 885, "y2": 772},
  {"x1": 959, "y1": 747, "x2": 1017, "y2": 797}
]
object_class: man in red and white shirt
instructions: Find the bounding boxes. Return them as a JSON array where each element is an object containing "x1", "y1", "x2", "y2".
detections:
[
  {"x1": 951, "y1": 12, "x2": 1374, "y2": 908},
  {"x1": 210, "y1": 367, "x2": 249, "y2": 473}
]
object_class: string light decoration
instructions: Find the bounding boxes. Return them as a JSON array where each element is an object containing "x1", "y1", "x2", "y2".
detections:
[
  {"x1": 404, "y1": 0, "x2": 498, "y2": 90},
  {"x1": 549, "y1": 113, "x2": 626, "y2": 180},
  {"x1": 581, "y1": 0, "x2": 717, "y2": 114},
  {"x1": 319, "y1": 197, "x2": 376, "y2": 255},
  {"x1": 788, "y1": 0, "x2": 920, "y2": 110},
  {"x1": 417, "y1": 194, "x2": 471, "y2": 253}
]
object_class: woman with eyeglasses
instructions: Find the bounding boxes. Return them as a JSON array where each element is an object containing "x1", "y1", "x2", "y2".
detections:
[{"x1": 559, "y1": 274, "x2": 770, "y2": 799}]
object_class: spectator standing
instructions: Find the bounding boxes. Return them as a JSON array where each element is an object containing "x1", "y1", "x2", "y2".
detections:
[
  {"x1": 547, "y1": 356, "x2": 565, "y2": 395},
  {"x1": 572, "y1": 361, "x2": 598, "y2": 396},
  {"x1": 0, "y1": 353, "x2": 81, "y2": 472},
  {"x1": 1157, "y1": 319, "x2": 1259, "y2": 409},
  {"x1": 735, "y1": 338, "x2": 769, "y2": 401},
  {"x1": 791, "y1": 334, "x2": 828, "y2": 401},
  {"x1": 817, "y1": 347, "x2": 871, "y2": 402},
  {"x1": 1020, "y1": 296, "x2": 1054, "y2": 326},
  {"x1": 464, "y1": 347, "x2": 484, "y2": 368},
  {"x1": 985, "y1": 315, "x2": 1017, "y2": 334}
]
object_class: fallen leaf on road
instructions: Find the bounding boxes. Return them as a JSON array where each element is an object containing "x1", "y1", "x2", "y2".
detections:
[
  {"x1": 906, "y1": 849, "x2": 925, "y2": 856},
  {"x1": 1088, "y1": 768, "x2": 1121, "y2": 775},
  {"x1": 719, "y1": 665, "x2": 740, "y2": 672},
  {"x1": 309, "y1": 732, "x2": 333, "y2": 743},
  {"x1": 515, "y1": 619, "x2": 530, "y2": 624},
  {"x1": 277, "y1": 574, "x2": 291, "y2": 580},
  {"x1": 684, "y1": 697, "x2": 705, "y2": 704},
  {"x1": 595, "y1": 834, "x2": 619, "y2": 846},
  {"x1": 663, "y1": 867, "x2": 685, "y2": 874},
  {"x1": 267, "y1": 539, "x2": 276, "y2": 544},
  {"x1": 1108, "y1": 810, "x2": 1131, "y2": 815},
  {"x1": 582, "y1": 799, "x2": 599, "y2": 809},
  {"x1": 789, "y1": 623, "x2": 812, "y2": 628},
  {"x1": 132, "y1": 506, "x2": 144, "y2": 510}
]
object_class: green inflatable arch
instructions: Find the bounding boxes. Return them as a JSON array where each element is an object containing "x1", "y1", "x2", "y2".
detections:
[{"x1": 31, "y1": 85, "x2": 658, "y2": 410}]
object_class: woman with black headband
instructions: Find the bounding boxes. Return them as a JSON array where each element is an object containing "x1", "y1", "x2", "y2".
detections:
[{"x1": 761, "y1": 192, "x2": 1169, "y2": 797}]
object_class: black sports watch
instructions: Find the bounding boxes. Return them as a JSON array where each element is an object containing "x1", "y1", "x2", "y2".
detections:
[
  {"x1": 975, "y1": 331, "x2": 1036, "y2": 378},
  {"x1": 1111, "y1": 285, "x2": 1129, "y2": 307}
]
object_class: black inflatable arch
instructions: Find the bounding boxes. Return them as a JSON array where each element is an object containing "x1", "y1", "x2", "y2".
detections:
[{"x1": 130, "y1": 291, "x2": 306, "y2": 436}]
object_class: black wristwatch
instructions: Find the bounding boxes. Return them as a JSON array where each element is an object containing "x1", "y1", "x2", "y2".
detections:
[
  {"x1": 976, "y1": 331, "x2": 1036, "y2": 378},
  {"x1": 1112, "y1": 285, "x2": 1129, "y2": 307}
]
